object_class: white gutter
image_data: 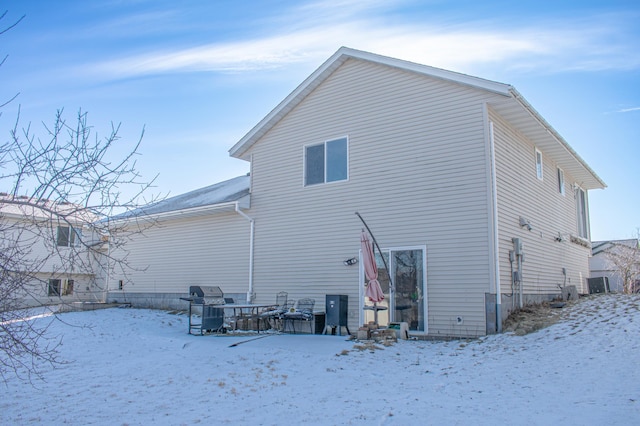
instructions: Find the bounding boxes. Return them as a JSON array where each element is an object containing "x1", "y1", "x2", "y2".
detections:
[
  {"x1": 488, "y1": 120, "x2": 502, "y2": 333},
  {"x1": 509, "y1": 88, "x2": 606, "y2": 189},
  {"x1": 108, "y1": 201, "x2": 240, "y2": 225},
  {"x1": 235, "y1": 203, "x2": 255, "y2": 303}
]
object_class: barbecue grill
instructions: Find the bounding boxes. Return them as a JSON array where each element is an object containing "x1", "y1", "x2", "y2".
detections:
[{"x1": 181, "y1": 285, "x2": 226, "y2": 335}]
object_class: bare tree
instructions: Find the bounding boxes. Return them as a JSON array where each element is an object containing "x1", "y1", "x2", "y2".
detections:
[
  {"x1": 0, "y1": 11, "x2": 160, "y2": 383},
  {"x1": 0, "y1": 108, "x2": 160, "y2": 383},
  {"x1": 604, "y1": 237, "x2": 640, "y2": 294}
]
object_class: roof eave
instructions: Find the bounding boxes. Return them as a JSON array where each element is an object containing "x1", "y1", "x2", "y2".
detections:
[
  {"x1": 229, "y1": 46, "x2": 513, "y2": 160},
  {"x1": 108, "y1": 195, "x2": 250, "y2": 224},
  {"x1": 229, "y1": 49, "x2": 349, "y2": 160},
  {"x1": 507, "y1": 88, "x2": 606, "y2": 191}
]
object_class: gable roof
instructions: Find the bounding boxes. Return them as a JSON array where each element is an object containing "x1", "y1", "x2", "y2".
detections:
[
  {"x1": 592, "y1": 239, "x2": 640, "y2": 256},
  {"x1": 229, "y1": 46, "x2": 605, "y2": 190},
  {"x1": 109, "y1": 174, "x2": 250, "y2": 222}
]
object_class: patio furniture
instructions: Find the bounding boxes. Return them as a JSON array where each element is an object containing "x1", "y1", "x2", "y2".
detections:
[
  {"x1": 258, "y1": 292, "x2": 290, "y2": 330},
  {"x1": 282, "y1": 298, "x2": 315, "y2": 334},
  {"x1": 225, "y1": 302, "x2": 275, "y2": 333}
]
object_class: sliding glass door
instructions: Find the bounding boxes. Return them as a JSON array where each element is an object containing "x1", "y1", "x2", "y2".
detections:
[{"x1": 362, "y1": 246, "x2": 427, "y2": 333}]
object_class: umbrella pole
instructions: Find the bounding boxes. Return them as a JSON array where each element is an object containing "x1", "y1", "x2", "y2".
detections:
[{"x1": 355, "y1": 212, "x2": 394, "y2": 291}]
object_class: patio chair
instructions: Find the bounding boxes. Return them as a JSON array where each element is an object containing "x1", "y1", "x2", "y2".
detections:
[
  {"x1": 282, "y1": 298, "x2": 315, "y2": 334},
  {"x1": 259, "y1": 292, "x2": 289, "y2": 331}
]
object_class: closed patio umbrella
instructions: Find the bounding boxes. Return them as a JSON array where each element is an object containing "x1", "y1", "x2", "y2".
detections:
[{"x1": 361, "y1": 230, "x2": 385, "y2": 323}]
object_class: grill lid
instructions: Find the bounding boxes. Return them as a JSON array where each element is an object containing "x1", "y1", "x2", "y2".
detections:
[{"x1": 188, "y1": 285, "x2": 225, "y2": 305}]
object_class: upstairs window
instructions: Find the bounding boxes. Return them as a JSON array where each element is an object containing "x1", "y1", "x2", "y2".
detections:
[
  {"x1": 305, "y1": 137, "x2": 348, "y2": 186},
  {"x1": 576, "y1": 187, "x2": 589, "y2": 238},
  {"x1": 535, "y1": 148, "x2": 543, "y2": 180},
  {"x1": 56, "y1": 226, "x2": 81, "y2": 247},
  {"x1": 48, "y1": 279, "x2": 61, "y2": 296},
  {"x1": 557, "y1": 168, "x2": 565, "y2": 195}
]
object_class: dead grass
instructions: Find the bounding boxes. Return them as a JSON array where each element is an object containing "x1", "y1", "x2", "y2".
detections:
[{"x1": 503, "y1": 299, "x2": 579, "y2": 335}]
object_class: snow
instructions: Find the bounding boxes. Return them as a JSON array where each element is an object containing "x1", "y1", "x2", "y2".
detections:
[
  {"x1": 2, "y1": 294, "x2": 639, "y2": 425},
  {"x1": 120, "y1": 175, "x2": 250, "y2": 218}
]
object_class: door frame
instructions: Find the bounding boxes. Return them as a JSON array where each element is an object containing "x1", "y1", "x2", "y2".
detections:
[{"x1": 359, "y1": 244, "x2": 428, "y2": 335}]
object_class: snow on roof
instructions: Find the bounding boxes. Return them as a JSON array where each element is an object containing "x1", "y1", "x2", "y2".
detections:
[
  {"x1": 0, "y1": 194, "x2": 97, "y2": 223},
  {"x1": 112, "y1": 174, "x2": 250, "y2": 220},
  {"x1": 592, "y1": 238, "x2": 640, "y2": 255}
]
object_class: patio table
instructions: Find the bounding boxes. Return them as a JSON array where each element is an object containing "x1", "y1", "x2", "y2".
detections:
[{"x1": 223, "y1": 303, "x2": 274, "y2": 332}]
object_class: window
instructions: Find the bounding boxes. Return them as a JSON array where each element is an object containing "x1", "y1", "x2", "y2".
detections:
[
  {"x1": 576, "y1": 187, "x2": 588, "y2": 238},
  {"x1": 557, "y1": 168, "x2": 565, "y2": 195},
  {"x1": 48, "y1": 279, "x2": 61, "y2": 296},
  {"x1": 304, "y1": 137, "x2": 348, "y2": 186},
  {"x1": 535, "y1": 148, "x2": 543, "y2": 180},
  {"x1": 56, "y1": 226, "x2": 81, "y2": 247},
  {"x1": 63, "y1": 279, "x2": 74, "y2": 296}
]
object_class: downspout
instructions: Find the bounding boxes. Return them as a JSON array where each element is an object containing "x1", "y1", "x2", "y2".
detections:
[
  {"x1": 104, "y1": 233, "x2": 111, "y2": 303},
  {"x1": 488, "y1": 120, "x2": 503, "y2": 333},
  {"x1": 235, "y1": 203, "x2": 255, "y2": 303}
]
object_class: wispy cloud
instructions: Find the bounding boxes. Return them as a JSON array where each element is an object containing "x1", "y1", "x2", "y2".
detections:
[
  {"x1": 616, "y1": 106, "x2": 640, "y2": 113},
  {"x1": 82, "y1": 2, "x2": 640, "y2": 80}
]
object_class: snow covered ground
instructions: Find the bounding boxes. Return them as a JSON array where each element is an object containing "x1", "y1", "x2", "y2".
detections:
[{"x1": 2, "y1": 294, "x2": 639, "y2": 425}]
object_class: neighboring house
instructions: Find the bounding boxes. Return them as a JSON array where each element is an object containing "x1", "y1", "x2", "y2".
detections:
[
  {"x1": 0, "y1": 194, "x2": 103, "y2": 307},
  {"x1": 590, "y1": 239, "x2": 640, "y2": 293},
  {"x1": 105, "y1": 47, "x2": 605, "y2": 337}
]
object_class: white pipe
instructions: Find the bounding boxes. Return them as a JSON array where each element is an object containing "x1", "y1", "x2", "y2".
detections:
[
  {"x1": 235, "y1": 203, "x2": 255, "y2": 303},
  {"x1": 488, "y1": 121, "x2": 502, "y2": 332},
  {"x1": 102, "y1": 234, "x2": 111, "y2": 303}
]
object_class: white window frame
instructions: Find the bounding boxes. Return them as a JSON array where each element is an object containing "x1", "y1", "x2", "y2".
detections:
[
  {"x1": 304, "y1": 136, "x2": 349, "y2": 186},
  {"x1": 48, "y1": 278, "x2": 61, "y2": 296},
  {"x1": 56, "y1": 225, "x2": 82, "y2": 247},
  {"x1": 358, "y1": 245, "x2": 428, "y2": 335},
  {"x1": 557, "y1": 167, "x2": 565, "y2": 195},
  {"x1": 576, "y1": 186, "x2": 589, "y2": 239},
  {"x1": 535, "y1": 148, "x2": 543, "y2": 180},
  {"x1": 63, "y1": 279, "x2": 74, "y2": 296}
]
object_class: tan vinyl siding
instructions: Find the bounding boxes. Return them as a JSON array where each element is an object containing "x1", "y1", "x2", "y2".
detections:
[
  {"x1": 110, "y1": 212, "x2": 250, "y2": 295},
  {"x1": 246, "y1": 58, "x2": 495, "y2": 336},
  {"x1": 489, "y1": 107, "x2": 591, "y2": 307}
]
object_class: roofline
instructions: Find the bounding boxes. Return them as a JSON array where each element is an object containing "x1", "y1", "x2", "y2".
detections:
[
  {"x1": 509, "y1": 88, "x2": 606, "y2": 189},
  {"x1": 107, "y1": 200, "x2": 245, "y2": 224},
  {"x1": 342, "y1": 47, "x2": 513, "y2": 95},
  {"x1": 228, "y1": 47, "x2": 605, "y2": 190},
  {"x1": 229, "y1": 46, "x2": 513, "y2": 159}
]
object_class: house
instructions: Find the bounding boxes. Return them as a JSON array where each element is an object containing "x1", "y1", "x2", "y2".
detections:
[
  {"x1": 104, "y1": 175, "x2": 253, "y2": 308},
  {"x1": 106, "y1": 47, "x2": 605, "y2": 337},
  {"x1": 0, "y1": 194, "x2": 103, "y2": 308},
  {"x1": 590, "y1": 239, "x2": 640, "y2": 293}
]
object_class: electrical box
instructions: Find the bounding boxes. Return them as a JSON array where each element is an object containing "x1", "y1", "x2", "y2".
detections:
[{"x1": 512, "y1": 238, "x2": 523, "y2": 255}]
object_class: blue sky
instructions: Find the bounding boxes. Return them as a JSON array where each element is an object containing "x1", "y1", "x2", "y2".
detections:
[{"x1": 1, "y1": 0, "x2": 638, "y2": 240}]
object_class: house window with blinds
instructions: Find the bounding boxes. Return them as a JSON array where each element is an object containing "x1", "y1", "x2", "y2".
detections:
[{"x1": 304, "y1": 137, "x2": 348, "y2": 186}]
